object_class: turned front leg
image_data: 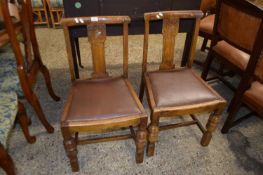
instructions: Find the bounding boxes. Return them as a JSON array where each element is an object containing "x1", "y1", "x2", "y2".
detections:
[
  {"x1": 136, "y1": 117, "x2": 147, "y2": 163},
  {"x1": 61, "y1": 128, "x2": 79, "y2": 172},
  {"x1": 147, "y1": 113, "x2": 160, "y2": 157},
  {"x1": 201, "y1": 109, "x2": 222, "y2": 146}
]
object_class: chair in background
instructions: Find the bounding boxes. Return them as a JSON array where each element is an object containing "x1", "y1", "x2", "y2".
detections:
[
  {"x1": 201, "y1": 0, "x2": 263, "y2": 123},
  {"x1": 0, "y1": 92, "x2": 36, "y2": 175},
  {"x1": 46, "y1": 0, "x2": 63, "y2": 28},
  {"x1": 222, "y1": 51, "x2": 263, "y2": 132},
  {"x1": 139, "y1": 11, "x2": 226, "y2": 157},
  {"x1": 61, "y1": 16, "x2": 147, "y2": 172},
  {"x1": 0, "y1": 0, "x2": 60, "y2": 133},
  {"x1": 31, "y1": 0, "x2": 49, "y2": 27},
  {"x1": 199, "y1": 0, "x2": 216, "y2": 52}
]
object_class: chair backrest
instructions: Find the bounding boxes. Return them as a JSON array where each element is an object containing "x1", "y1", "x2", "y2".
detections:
[
  {"x1": 1, "y1": 0, "x2": 44, "y2": 88},
  {"x1": 61, "y1": 16, "x2": 130, "y2": 81},
  {"x1": 213, "y1": 0, "x2": 263, "y2": 86},
  {"x1": 214, "y1": 0, "x2": 263, "y2": 53},
  {"x1": 142, "y1": 11, "x2": 202, "y2": 73}
]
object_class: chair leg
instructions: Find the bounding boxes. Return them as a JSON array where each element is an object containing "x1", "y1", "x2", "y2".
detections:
[
  {"x1": 201, "y1": 38, "x2": 208, "y2": 52},
  {"x1": 139, "y1": 76, "x2": 145, "y2": 101},
  {"x1": 39, "y1": 65, "x2": 60, "y2": 101},
  {"x1": 26, "y1": 93, "x2": 54, "y2": 133},
  {"x1": 147, "y1": 112, "x2": 160, "y2": 157},
  {"x1": 17, "y1": 101, "x2": 36, "y2": 144},
  {"x1": 0, "y1": 144, "x2": 16, "y2": 175},
  {"x1": 201, "y1": 109, "x2": 223, "y2": 146},
  {"x1": 135, "y1": 117, "x2": 147, "y2": 163},
  {"x1": 43, "y1": 8, "x2": 50, "y2": 28},
  {"x1": 50, "y1": 10, "x2": 56, "y2": 29},
  {"x1": 74, "y1": 38, "x2": 84, "y2": 68},
  {"x1": 61, "y1": 127, "x2": 79, "y2": 172},
  {"x1": 221, "y1": 102, "x2": 241, "y2": 134},
  {"x1": 201, "y1": 51, "x2": 214, "y2": 81}
]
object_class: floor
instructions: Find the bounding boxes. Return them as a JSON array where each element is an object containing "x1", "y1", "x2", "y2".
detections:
[{"x1": 1, "y1": 28, "x2": 263, "y2": 175}]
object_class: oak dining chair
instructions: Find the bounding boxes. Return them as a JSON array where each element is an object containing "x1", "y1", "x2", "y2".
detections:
[
  {"x1": 200, "y1": 0, "x2": 263, "y2": 133},
  {"x1": 61, "y1": 16, "x2": 148, "y2": 172},
  {"x1": 139, "y1": 11, "x2": 226, "y2": 157}
]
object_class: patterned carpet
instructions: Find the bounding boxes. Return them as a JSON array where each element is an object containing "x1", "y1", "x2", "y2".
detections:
[{"x1": 0, "y1": 28, "x2": 263, "y2": 175}]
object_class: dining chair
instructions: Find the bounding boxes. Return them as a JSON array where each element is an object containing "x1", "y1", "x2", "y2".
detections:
[
  {"x1": 139, "y1": 11, "x2": 226, "y2": 157},
  {"x1": 0, "y1": 0, "x2": 60, "y2": 133},
  {"x1": 221, "y1": 50, "x2": 263, "y2": 132},
  {"x1": 61, "y1": 16, "x2": 148, "y2": 172},
  {"x1": 201, "y1": 0, "x2": 263, "y2": 116},
  {"x1": 31, "y1": 0, "x2": 49, "y2": 27},
  {"x1": 0, "y1": 92, "x2": 36, "y2": 175},
  {"x1": 199, "y1": 0, "x2": 216, "y2": 52},
  {"x1": 46, "y1": 0, "x2": 63, "y2": 28}
]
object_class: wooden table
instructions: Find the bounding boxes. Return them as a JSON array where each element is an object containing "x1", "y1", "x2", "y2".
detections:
[{"x1": 63, "y1": 0, "x2": 202, "y2": 79}]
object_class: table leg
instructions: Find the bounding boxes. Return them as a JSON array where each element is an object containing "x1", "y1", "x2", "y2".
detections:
[{"x1": 75, "y1": 38, "x2": 84, "y2": 68}]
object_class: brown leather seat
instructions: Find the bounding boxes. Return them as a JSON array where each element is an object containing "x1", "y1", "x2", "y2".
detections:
[
  {"x1": 147, "y1": 69, "x2": 220, "y2": 107},
  {"x1": 243, "y1": 81, "x2": 263, "y2": 116},
  {"x1": 213, "y1": 41, "x2": 263, "y2": 77},
  {"x1": 62, "y1": 77, "x2": 143, "y2": 124},
  {"x1": 200, "y1": 14, "x2": 215, "y2": 35},
  {"x1": 213, "y1": 40, "x2": 250, "y2": 70}
]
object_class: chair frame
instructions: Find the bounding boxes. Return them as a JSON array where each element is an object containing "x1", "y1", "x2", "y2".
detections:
[
  {"x1": 46, "y1": 0, "x2": 63, "y2": 28},
  {"x1": 32, "y1": 0, "x2": 50, "y2": 27},
  {"x1": 139, "y1": 11, "x2": 226, "y2": 156},
  {"x1": 61, "y1": 16, "x2": 148, "y2": 172},
  {"x1": 200, "y1": 0, "x2": 263, "y2": 133},
  {"x1": 0, "y1": 0, "x2": 60, "y2": 133}
]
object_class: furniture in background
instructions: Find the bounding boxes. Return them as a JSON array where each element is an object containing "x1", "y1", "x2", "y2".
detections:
[
  {"x1": 139, "y1": 11, "x2": 226, "y2": 157},
  {"x1": 199, "y1": 0, "x2": 216, "y2": 52},
  {"x1": 0, "y1": 0, "x2": 60, "y2": 133},
  {"x1": 0, "y1": 92, "x2": 35, "y2": 175},
  {"x1": 31, "y1": 0, "x2": 49, "y2": 27},
  {"x1": 62, "y1": 0, "x2": 202, "y2": 79},
  {"x1": 61, "y1": 16, "x2": 148, "y2": 172},
  {"x1": 46, "y1": 0, "x2": 64, "y2": 28},
  {"x1": 200, "y1": 0, "x2": 263, "y2": 133}
]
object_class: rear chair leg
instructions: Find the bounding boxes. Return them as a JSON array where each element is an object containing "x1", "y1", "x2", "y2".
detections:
[
  {"x1": 0, "y1": 144, "x2": 15, "y2": 175},
  {"x1": 17, "y1": 101, "x2": 36, "y2": 144}
]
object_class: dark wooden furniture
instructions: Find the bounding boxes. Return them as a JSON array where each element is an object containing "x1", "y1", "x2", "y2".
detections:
[
  {"x1": 62, "y1": 0, "x2": 201, "y2": 79},
  {"x1": 0, "y1": 0, "x2": 60, "y2": 133},
  {"x1": 31, "y1": 0, "x2": 50, "y2": 27},
  {"x1": 139, "y1": 11, "x2": 226, "y2": 157},
  {"x1": 200, "y1": 0, "x2": 263, "y2": 133},
  {"x1": 46, "y1": 0, "x2": 64, "y2": 28},
  {"x1": 61, "y1": 16, "x2": 148, "y2": 172}
]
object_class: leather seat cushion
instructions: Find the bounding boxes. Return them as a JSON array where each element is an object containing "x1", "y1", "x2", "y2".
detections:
[
  {"x1": 200, "y1": 14, "x2": 215, "y2": 35},
  {"x1": 62, "y1": 77, "x2": 143, "y2": 123},
  {"x1": 243, "y1": 81, "x2": 263, "y2": 116},
  {"x1": 213, "y1": 40, "x2": 250, "y2": 70},
  {"x1": 147, "y1": 68, "x2": 220, "y2": 107}
]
